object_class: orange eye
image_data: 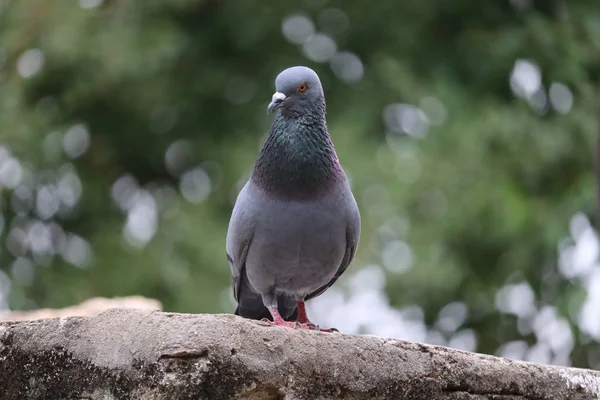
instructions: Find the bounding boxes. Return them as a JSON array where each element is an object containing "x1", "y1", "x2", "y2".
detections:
[{"x1": 297, "y1": 83, "x2": 308, "y2": 93}]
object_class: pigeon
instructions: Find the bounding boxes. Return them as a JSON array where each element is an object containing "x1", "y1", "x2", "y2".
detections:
[{"x1": 226, "y1": 66, "x2": 361, "y2": 332}]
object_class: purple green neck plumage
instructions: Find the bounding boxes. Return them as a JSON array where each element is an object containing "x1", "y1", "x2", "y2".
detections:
[{"x1": 251, "y1": 95, "x2": 344, "y2": 200}]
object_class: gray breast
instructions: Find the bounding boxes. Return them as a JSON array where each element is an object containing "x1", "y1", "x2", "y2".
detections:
[{"x1": 242, "y1": 183, "x2": 349, "y2": 298}]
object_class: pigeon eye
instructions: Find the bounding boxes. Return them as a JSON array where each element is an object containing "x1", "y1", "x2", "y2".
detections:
[{"x1": 297, "y1": 83, "x2": 308, "y2": 93}]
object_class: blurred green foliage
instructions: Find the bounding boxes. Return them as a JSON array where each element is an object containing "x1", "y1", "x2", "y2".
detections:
[{"x1": 1, "y1": 0, "x2": 599, "y2": 368}]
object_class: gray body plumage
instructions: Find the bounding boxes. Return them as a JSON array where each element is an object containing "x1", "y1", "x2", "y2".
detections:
[{"x1": 226, "y1": 66, "x2": 360, "y2": 323}]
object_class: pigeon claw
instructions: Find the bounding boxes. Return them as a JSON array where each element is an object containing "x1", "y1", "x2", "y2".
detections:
[
  {"x1": 318, "y1": 327, "x2": 339, "y2": 333},
  {"x1": 260, "y1": 319, "x2": 331, "y2": 331},
  {"x1": 262, "y1": 319, "x2": 303, "y2": 329},
  {"x1": 261, "y1": 306, "x2": 340, "y2": 332}
]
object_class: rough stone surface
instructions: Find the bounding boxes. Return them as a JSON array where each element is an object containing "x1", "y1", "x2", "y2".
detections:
[{"x1": 0, "y1": 308, "x2": 599, "y2": 399}]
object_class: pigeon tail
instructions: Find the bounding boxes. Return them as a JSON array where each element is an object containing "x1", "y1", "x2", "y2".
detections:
[
  {"x1": 234, "y1": 302, "x2": 298, "y2": 321},
  {"x1": 235, "y1": 271, "x2": 298, "y2": 321}
]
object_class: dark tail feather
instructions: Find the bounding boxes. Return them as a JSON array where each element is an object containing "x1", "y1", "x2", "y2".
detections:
[
  {"x1": 234, "y1": 274, "x2": 297, "y2": 321},
  {"x1": 234, "y1": 295, "x2": 298, "y2": 321}
]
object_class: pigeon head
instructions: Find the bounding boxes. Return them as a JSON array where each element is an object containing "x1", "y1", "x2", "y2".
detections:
[
  {"x1": 254, "y1": 65, "x2": 342, "y2": 200},
  {"x1": 267, "y1": 66, "x2": 324, "y2": 115}
]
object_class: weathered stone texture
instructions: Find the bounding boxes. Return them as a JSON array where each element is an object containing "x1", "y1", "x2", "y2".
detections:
[{"x1": 1, "y1": 308, "x2": 599, "y2": 399}]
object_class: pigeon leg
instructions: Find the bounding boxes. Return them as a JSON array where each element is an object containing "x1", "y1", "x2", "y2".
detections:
[
  {"x1": 259, "y1": 291, "x2": 302, "y2": 328},
  {"x1": 263, "y1": 306, "x2": 302, "y2": 328},
  {"x1": 296, "y1": 301, "x2": 339, "y2": 333},
  {"x1": 295, "y1": 301, "x2": 315, "y2": 325}
]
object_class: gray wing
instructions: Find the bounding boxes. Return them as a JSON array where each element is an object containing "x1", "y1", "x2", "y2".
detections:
[
  {"x1": 225, "y1": 182, "x2": 254, "y2": 306},
  {"x1": 226, "y1": 182, "x2": 297, "y2": 320},
  {"x1": 305, "y1": 198, "x2": 360, "y2": 302}
]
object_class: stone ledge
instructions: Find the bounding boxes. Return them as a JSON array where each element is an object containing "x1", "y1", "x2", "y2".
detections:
[{"x1": 0, "y1": 308, "x2": 599, "y2": 399}]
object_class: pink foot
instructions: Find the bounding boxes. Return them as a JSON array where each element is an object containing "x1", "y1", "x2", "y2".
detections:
[
  {"x1": 260, "y1": 318, "x2": 302, "y2": 329},
  {"x1": 296, "y1": 302, "x2": 340, "y2": 333},
  {"x1": 259, "y1": 318, "x2": 338, "y2": 332}
]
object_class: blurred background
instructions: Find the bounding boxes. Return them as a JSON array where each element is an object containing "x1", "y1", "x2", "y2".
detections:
[{"x1": 1, "y1": 0, "x2": 600, "y2": 369}]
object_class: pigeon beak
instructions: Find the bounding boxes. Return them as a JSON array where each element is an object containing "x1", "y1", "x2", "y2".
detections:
[{"x1": 267, "y1": 92, "x2": 286, "y2": 114}]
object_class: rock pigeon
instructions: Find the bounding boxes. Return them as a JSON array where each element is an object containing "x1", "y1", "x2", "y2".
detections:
[{"x1": 226, "y1": 66, "x2": 361, "y2": 332}]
